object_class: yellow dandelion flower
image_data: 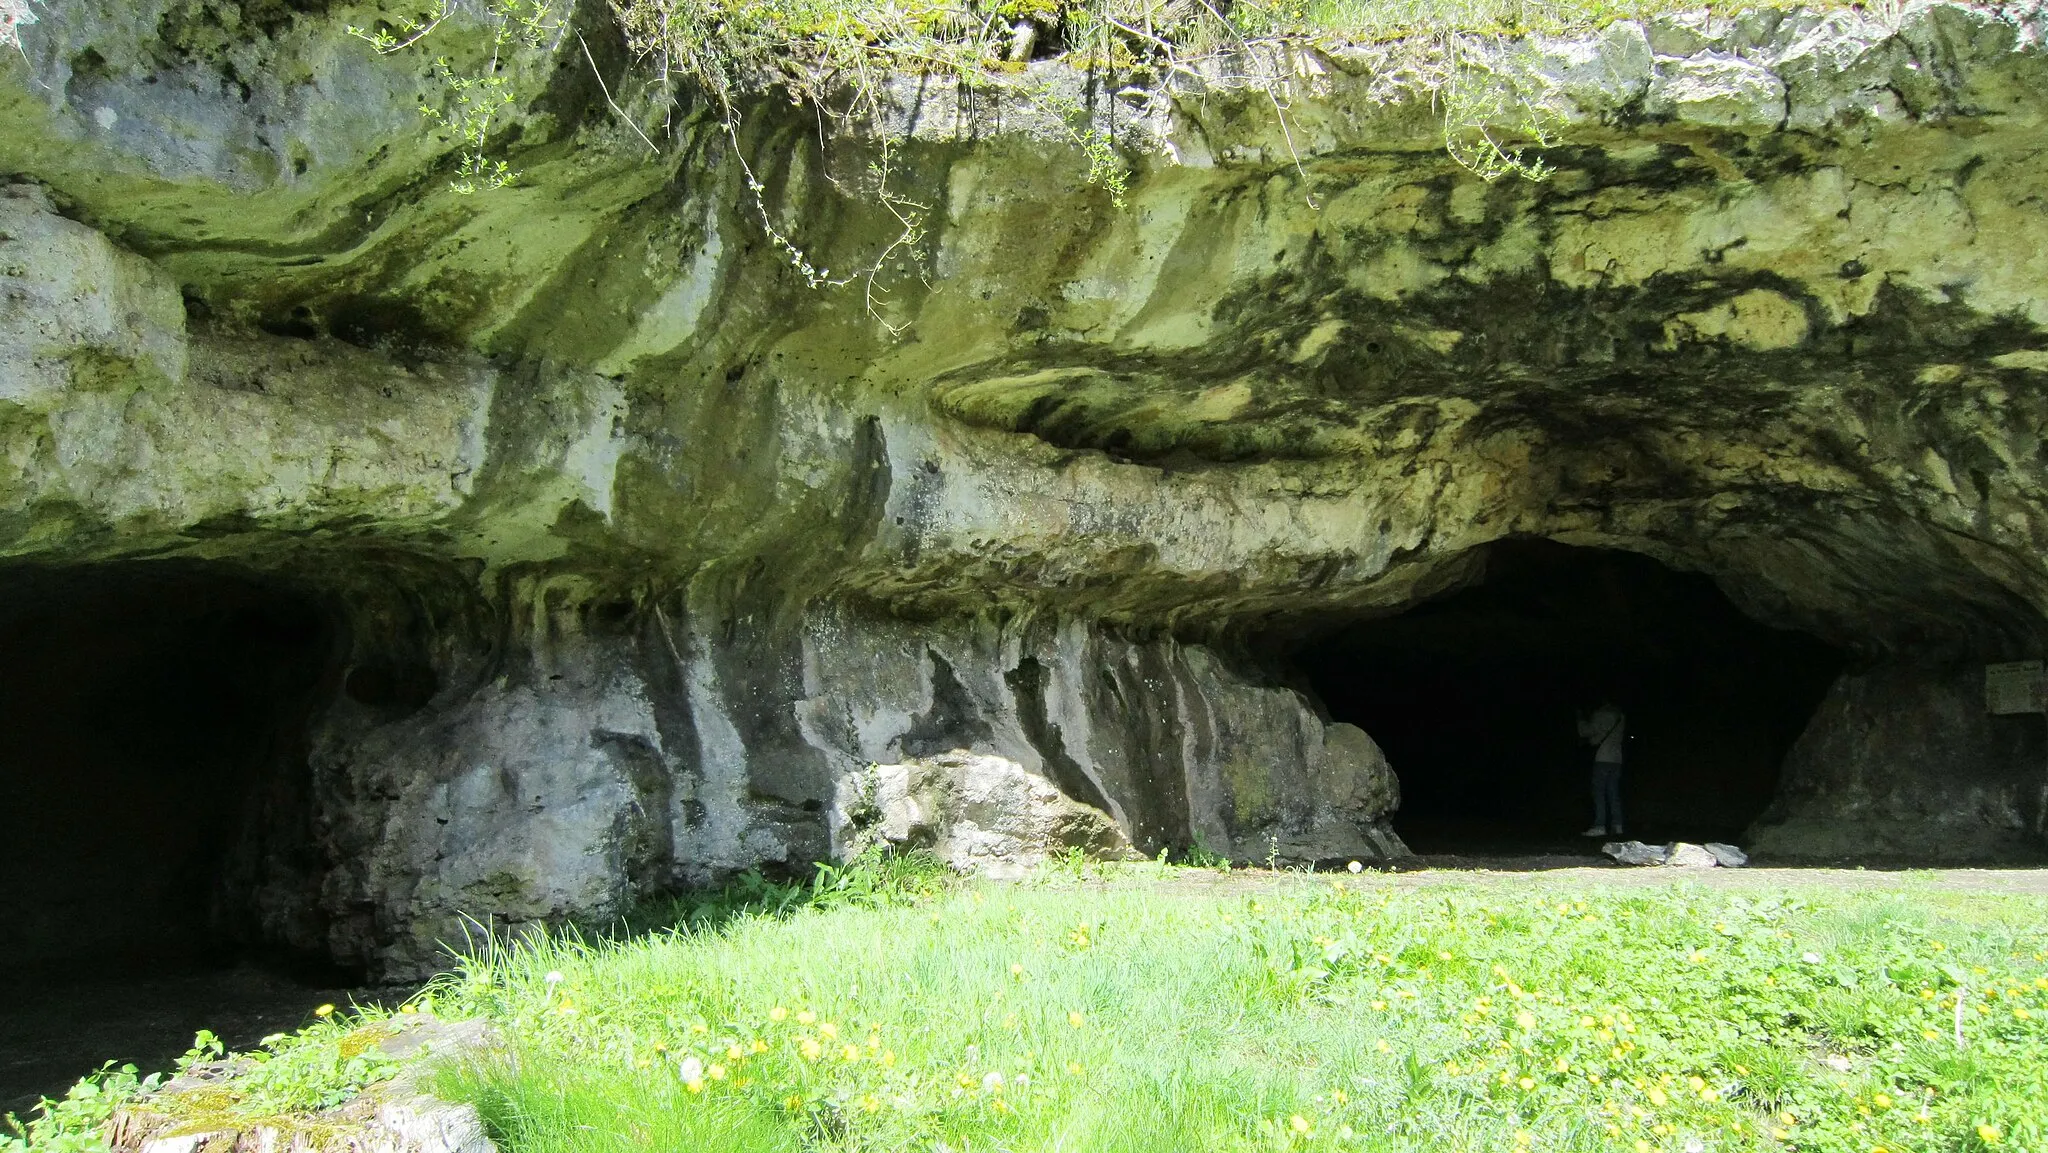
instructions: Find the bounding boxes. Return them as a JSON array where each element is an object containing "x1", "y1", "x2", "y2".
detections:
[
  {"x1": 1011, "y1": 963, "x2": 1024, "y2": 977},
  {"x1": 1371, "y1": 1000, "x2": 1389, "y2": 1011},
  {"x1": 1873, "y1": 1093, "x2": 1892, "y2": 1110},
  {"x1": 1518, "y1": 1077, "x2": 1536, "y2": 1090},
  {"x1": 1068, "y1": 1011, "x2": 1086, "y2": 1028},
  {"x1": 1290, "y1": 1115, "x2": 1310, "y2": 1134},
  {"x1": 1555, "y1": 1057, "x2": 1570, "y2": 1072},
  {"x1": 1515, "y1": 1011, "x2": 1537, "y2": 1030},
  {"x1": 860, "y1": 1094, "x2": 881, "y2": 1113},
  {"x1": 769, "y1": 1006, "x2": 788, "y2": 1022},
  {"x1": 314, "y1": 1004, "x2": 336, "y2": 1018},
  {"x1": 882, "y1": 1049, "x2": 896, "y2": 1066},
  {"x1": 796, "y1": 1010, "x2": 817, "y2": 1025},
  {"x1": 709, "y1": 1064, "x2": 727, "y2": 1080},
  {"x1": 1978, "y1": 1124, "x2": 2001, "y2": 1145},
  {"x1": 841, "y1": 1044, "x2": 860, "y2": 1062},
  {"x1": 799, "y1": 1038, "x2": 823, "y2": 1061},
  {"x1": 1647, "y1": 1087, "x2": 1667, "y2": 1107},
  {"x1": 1376, "y1": 1039, "x2": 1391, "y2": 1053},
  {"x1": 1067, "y1": 1061, "x2": 1084, "y2": 1075},
  {"x1": 818, "y1": 1022, "x2": 838, "y2": 1039},
  {"x1": 752, "y1": 1038, "x2": 769, "y2": 1053}
]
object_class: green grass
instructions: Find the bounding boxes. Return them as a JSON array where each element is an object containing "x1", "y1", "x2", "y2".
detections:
[
  {"x1": 422, "y1": 866, "x2": 2043, "y2": 1153},
  {"x1": 11, "y1": 862, "x2": 2043, "y2": 1152}
]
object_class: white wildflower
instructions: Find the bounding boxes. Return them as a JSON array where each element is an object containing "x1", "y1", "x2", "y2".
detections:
[{"x1": 0, "y1": 0, "x2": 35, "y2": 53}]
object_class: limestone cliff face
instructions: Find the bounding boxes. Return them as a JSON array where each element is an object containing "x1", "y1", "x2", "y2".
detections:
[{"x1": 4, "y1": 0, "x2": 2048, "y2": 974}]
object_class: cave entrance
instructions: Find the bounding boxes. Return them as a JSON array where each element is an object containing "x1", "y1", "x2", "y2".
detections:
[
  {"x1": 0, "y1": 562, "x2": 353, "y2": 1113},
  {"x1": 1296, "y1": 541, "x2": 1845, "y2": 857}
]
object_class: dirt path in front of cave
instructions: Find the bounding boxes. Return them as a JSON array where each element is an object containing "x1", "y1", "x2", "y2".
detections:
[{"x1": 1107, "y1": 859, "x2": 2048, "y2": 898}]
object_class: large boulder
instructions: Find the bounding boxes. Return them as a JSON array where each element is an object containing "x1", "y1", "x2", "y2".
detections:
[{"x1": 834, "y1": 751, "x2": 1135, "y2": 878}]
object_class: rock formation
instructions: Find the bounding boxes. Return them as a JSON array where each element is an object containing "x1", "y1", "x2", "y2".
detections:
[{"x1": 3, "y1": 0, "x2": 2047, "y2": 976}]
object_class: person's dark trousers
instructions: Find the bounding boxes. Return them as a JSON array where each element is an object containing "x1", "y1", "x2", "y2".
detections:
[{"x1": 1591, "y1": 761, "x2": 1624, "y2": 832}]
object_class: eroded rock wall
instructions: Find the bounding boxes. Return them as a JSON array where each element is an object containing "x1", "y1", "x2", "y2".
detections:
[
  {"x1": 1748, "y1": 663, "x2": 2048, "y2": 862},
  {"x1": 291, "y1": 578, "x2": 1394, "y2": 975}
]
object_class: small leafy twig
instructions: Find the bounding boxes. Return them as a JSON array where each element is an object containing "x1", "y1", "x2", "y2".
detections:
[{"x1": 347, "y1": 1, "x2": 454, "y2": 55}]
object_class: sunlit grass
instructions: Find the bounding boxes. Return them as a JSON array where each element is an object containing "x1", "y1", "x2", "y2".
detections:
[{"x1": 422, "y1": 869, "x2": 2047, "y2": 1153}]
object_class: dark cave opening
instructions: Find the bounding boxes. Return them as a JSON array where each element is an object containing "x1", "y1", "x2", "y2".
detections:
[
  {"x1": 0, "y1": 562, "x2": 340, "y2": 974},
  {"x1": 0, "y1": 562, "x2": 360, "y2": 1113},
  {"x1": 1296, "y1": 540, "x2": 1846, "y2": 856}
]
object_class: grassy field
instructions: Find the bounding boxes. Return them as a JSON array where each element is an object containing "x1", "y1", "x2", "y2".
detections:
[{"x1": 9, "y1": 860, "x2": 2045, "y2": 1153}]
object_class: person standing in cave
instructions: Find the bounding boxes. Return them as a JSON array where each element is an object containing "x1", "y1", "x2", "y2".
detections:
[{"x1": 1577, "y1": 701, "x2": 1627, "y2": 837}]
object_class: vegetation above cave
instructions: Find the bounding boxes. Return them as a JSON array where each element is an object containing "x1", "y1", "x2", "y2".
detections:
[{"x1": 342, "y1": 0, "x2": 1857, "y2": 209}]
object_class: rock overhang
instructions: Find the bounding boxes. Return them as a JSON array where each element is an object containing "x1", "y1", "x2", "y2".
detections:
[{"x1": 0, "y1": 0, "x2": 2046, "y2": 972}]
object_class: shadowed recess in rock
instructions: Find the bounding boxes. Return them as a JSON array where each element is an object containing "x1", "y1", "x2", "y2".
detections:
[
  {"x1": 0, "y1": 562, "x2": 338, "y2": 976},
  {"x1": 1296, "y1": 541, "x2": 1844, "y2": 855}
]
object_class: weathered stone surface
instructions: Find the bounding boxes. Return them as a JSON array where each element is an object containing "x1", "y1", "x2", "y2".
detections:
[
  {"x1": 1748, "y1": 664, "x2": 2048, "y2": 862},
  {"x1": 1667, "y1": 842, "x2": 1722, "y2": 867},
  {"x1": 309, "y1": 597, "x2": 1405, "y2": 975},
  {"x1": 110, "y1": 1017, "x2": 496, "y2": 1153},
  {"x1": 1602, "y1": 840, "x2": 1750, "y2": 866},
  {"x1": 1646, "y1": 53, "x2": 1789, "y2": 128},
  {"x1": 834, "y1": 751, "x2": 1134, "y2": 878},
  {"x1": 1603, "y1": 841, "x2": 1672, "y2": 866},
  {"x1": 1, "y1": 0, "x2": 2046, "y2": 974},
  {"x1": 1704, "y1": 842, "x2": 1750, "y2": 867}
]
